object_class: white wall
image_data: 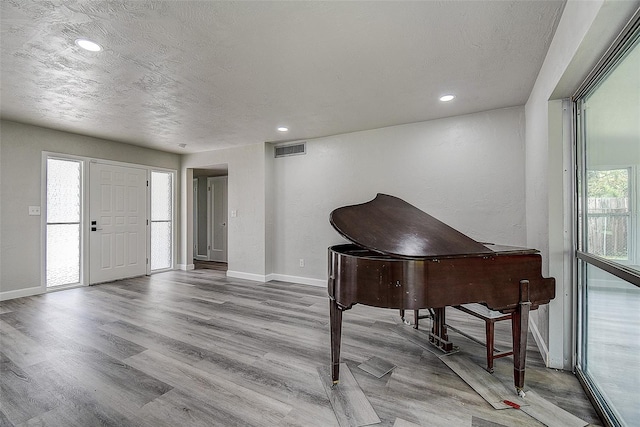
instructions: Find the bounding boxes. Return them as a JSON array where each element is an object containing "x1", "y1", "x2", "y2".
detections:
[
  {"x1": 525, "y1": 0, "x2": 639, "y2": 369},
  {"x1": 270, "y1": 107, "x2": 528, "y2": 283},
  {"x1": 0, "y1": 120, "x2": 181, "y2": 298},
  {"x1": 181, "y1": 143, "x2": 266, "y2": 280}
]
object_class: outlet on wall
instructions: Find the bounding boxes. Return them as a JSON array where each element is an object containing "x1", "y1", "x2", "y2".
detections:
[{"x1": 299, "y1": 258, "x2": 304, "y2": 268}]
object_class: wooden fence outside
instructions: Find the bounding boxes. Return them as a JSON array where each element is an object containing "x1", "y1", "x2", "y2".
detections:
[{"x1": 586, "y1": 197, "x2": 629, "y2": 259}]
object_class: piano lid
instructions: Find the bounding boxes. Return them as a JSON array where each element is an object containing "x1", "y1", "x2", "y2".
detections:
[{"x1": 330, "y1": 194, "x2": 493, "y2": 258}]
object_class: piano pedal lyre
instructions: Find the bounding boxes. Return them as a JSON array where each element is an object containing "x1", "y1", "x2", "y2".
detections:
[{"x1": 399, "y1": 309, "x2": 431, "y2": 328}]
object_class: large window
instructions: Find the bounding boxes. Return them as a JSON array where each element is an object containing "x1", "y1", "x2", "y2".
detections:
[{"x1": 575, "y1": 16, "x2": 639, "y2": 427}]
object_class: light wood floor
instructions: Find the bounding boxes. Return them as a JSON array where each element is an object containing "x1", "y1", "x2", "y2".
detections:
[{"x1": 0, "y1": 269, "x2": 601, "y2": 426}]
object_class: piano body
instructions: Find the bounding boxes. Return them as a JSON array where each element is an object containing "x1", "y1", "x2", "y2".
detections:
[{"x1": 328, "y1": 194, "x2": 555, "y2": 395}]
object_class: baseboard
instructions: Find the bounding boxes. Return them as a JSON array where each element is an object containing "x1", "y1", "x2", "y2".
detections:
[
  {"x1": 267, "y1": 273, "x2": 326, "y2": 288},
  {"x1": 0, "y1": 272, "x2": 324, "y2": 300},
  {"x1": 0, "y1": 286, "x2": 43, "y2": 301},
  {"x1": 226, "y1": 270, "x2": 267, "y2": 282},
  {"x1": 529, "y1": 317, "x2": 550, "y2": 366},
  {"x1": 225, "y1": 271, "x2": 326, "y2": 287}
]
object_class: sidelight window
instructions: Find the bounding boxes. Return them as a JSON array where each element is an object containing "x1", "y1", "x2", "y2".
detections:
[
  {"x1": 150, "y1": 170, "x2": 174, "y2": 271},
  {"x1": 46, "y1": 157, "x2": 82, "y2": 287}
]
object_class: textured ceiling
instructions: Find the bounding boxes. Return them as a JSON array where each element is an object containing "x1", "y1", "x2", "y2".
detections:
[{"x1": 1, "y1": 1, "x2": 565, "y2": 154}]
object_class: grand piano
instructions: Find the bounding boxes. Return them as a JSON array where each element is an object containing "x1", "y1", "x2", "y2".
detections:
[{"x1": 328, "y1": 194, "x2": 555, "y2": 395}]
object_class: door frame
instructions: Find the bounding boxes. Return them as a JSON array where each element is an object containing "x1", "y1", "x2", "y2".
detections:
[{"x1": 40, "y1": 152, "x2": 177, "y2": 290}]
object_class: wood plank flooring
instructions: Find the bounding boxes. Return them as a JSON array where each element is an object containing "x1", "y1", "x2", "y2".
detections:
[{"x1": 0, "y1": 269, "x2": 602, "y2": 426}]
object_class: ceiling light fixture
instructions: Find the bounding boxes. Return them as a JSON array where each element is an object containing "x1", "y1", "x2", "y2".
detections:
[
  {"x1": 439, "y1": 94, "x2": 455, "y2": 102},
  {"x1": 277, "y1": 127, "x2": 289, "y2": 132},
  {"x1": 75, "y1": 38, "x2": 102, "y2": 52}
]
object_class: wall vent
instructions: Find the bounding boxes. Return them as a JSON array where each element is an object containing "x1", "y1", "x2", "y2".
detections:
[{"x1": 275, "y1": 142, "x2": 306, "y2": 158}]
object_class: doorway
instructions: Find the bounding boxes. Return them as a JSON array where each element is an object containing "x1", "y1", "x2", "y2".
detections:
[
  {"x1": 574, "y1": 16, "x2": 640, "y2": 426},
  {"x1": 207, "y1": 176, "x2": 228, "y2": 263},
  {"x1": 192, "y1": 166, "x2": 228, "y2": 269},
  {"x1": 43, "y1": 155, "x2": 176, "y2": 289}
]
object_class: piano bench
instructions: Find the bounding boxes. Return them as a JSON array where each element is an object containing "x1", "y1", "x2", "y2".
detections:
[{"x1": 409, "y1": 304, "x2": 513, "y2": 373}]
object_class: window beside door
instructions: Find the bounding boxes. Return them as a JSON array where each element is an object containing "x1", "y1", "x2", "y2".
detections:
[
  {"x1": 150, "y1": 170, "x2": 174, "y2": 271},
  {"x1": 45, "y1": 157, "x2": 82, "y2": 287}
]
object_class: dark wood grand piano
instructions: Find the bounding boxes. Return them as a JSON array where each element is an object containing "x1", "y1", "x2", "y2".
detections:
[{"x1": 328, "y1": 194, "x2": 555, "y2": 395}]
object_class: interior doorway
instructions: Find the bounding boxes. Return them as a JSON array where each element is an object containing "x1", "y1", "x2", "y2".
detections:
[
  {"x1": 193, "y1": 165, "x2": 228, "y2": 270},
  {"x1": 207, "y1": 176, "x2": 228, "y2": 263}
]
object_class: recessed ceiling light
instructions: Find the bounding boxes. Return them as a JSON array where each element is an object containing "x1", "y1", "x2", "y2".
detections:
[
  {"x1": 277, "y1": 127, "x2": 289, "y2": 132},
  {"x1": 439, "y1": 94, "x2": 455, "y2": 102},
  {"x1": 75, "y1": 38, "x2": 102, "y2": 52}
]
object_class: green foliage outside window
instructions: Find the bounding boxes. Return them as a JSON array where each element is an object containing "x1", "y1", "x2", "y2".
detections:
[{"x1": 587, "y1": 169, "x2": 629, "y2": 198}]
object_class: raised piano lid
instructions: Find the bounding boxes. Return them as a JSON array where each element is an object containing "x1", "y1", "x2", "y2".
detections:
[{"x1": 330, "y1": 193, "x2": 496, "y2": 258}]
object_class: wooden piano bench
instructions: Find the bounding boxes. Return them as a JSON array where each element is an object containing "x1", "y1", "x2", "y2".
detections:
[{"x1": 406, "y1": 304, "x2": 513, "y2": 373}]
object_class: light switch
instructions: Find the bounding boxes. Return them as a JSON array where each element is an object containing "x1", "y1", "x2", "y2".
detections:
[
  {"x1": 29, "y1": 206, "x2": 41, "y2": 216},
  {"x1": 230, "y1": 210, "x2": 237, "y2": 218}
]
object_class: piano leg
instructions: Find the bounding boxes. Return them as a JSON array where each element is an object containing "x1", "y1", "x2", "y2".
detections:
[
  {"x1": 512, "y1": 280, "x2": 531, "y2": 397},
  {"x1": 429, "y1": 307, "x2": 454, "y2": 352},
  {"x1": 330, "y1": 298, "x2": 343, "y2": 385}
]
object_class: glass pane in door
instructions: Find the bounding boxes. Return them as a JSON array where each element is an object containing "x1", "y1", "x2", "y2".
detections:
[
  {"x1": 577, "y1": 30, "x2": 639, "y2": 426},
  {"x1": 582, "y1": 262, "x2": 640, "y2": 424}
]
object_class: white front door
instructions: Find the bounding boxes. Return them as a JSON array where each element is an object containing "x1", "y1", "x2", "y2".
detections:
[{"x1": 90, "y1": 162, "x2": 147, "y2": 284}]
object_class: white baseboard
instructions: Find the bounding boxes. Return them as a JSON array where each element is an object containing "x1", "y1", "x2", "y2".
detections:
[
  {"x1": 267, "y1": 273, "x2": 326, "y2": 288},
  {"x1": 0, "y1": 286, "x2": 43, "y2": 301},
  {"x1": 0, "y1": 272, "x2": 325, "y2": 300},
  {"x1": 529, "y1": 317, "x2": 550, "y2": 366},
  {"x1": 226, "y1": 271, "x2": 326, "y2": 287},
  {"x1": 226, "y1": 270, "x2": 267, "y2": 282}
]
